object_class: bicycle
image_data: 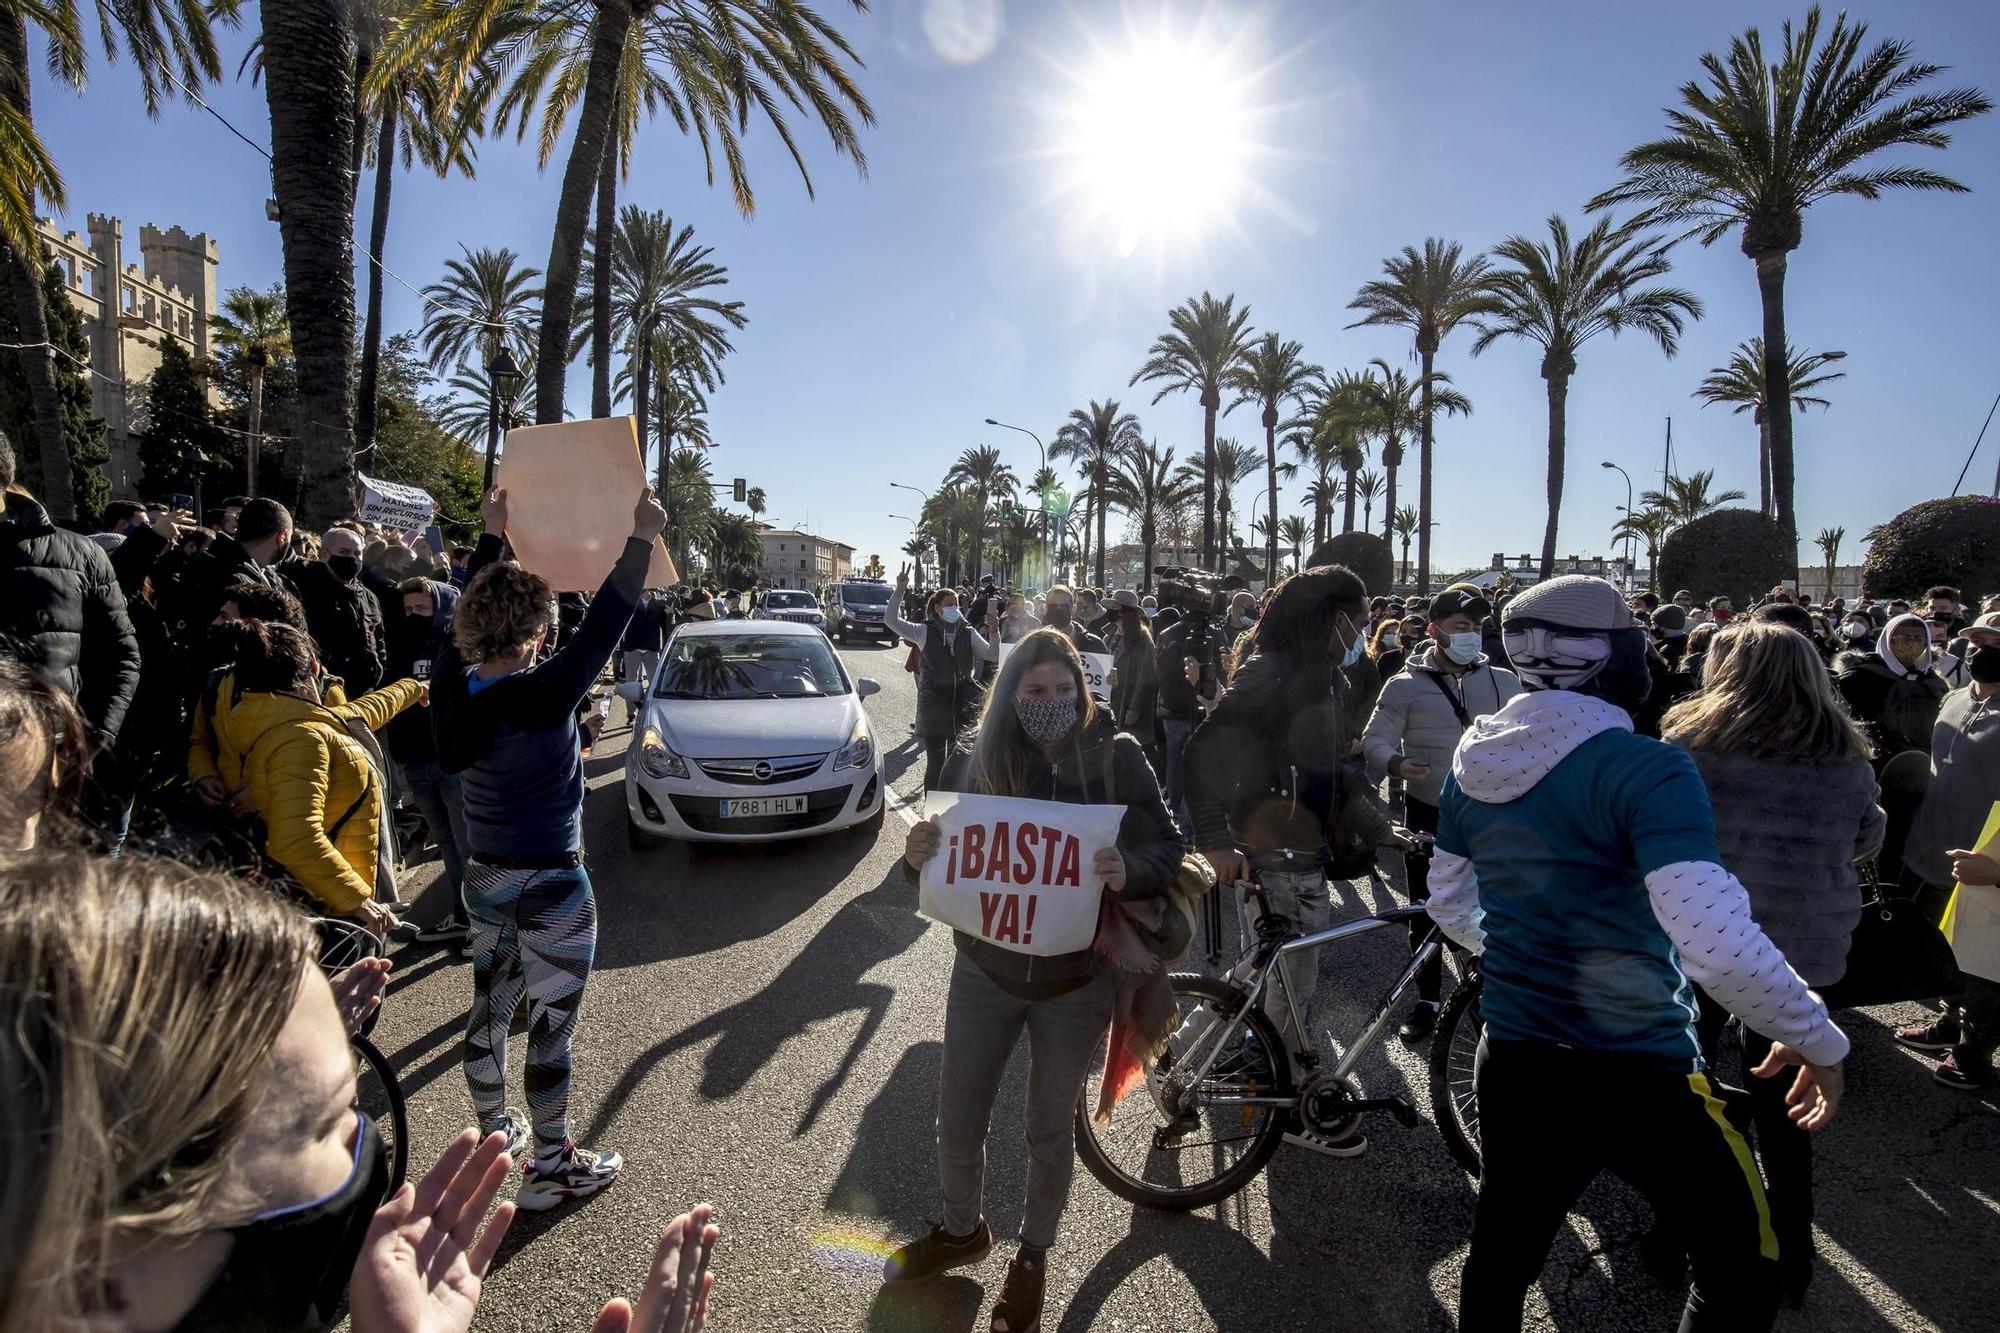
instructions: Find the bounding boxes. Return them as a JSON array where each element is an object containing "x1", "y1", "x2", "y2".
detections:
[
  {"x1": 1075, "y1": 877, "x2": 1484, "y2": 1211},
  {"x1": 313, "y1": 915, "x2": 412, "y2": 1193}
]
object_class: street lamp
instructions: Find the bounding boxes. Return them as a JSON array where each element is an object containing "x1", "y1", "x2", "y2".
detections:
[
  {"x1": 1601, "y1": 460, "x2": 1634, "y2": 589},
  {"x1": 889, "y1": 481, "x2": 931, "y2": 504},
  {"x1": 987, "y1": 416, "x2": 1051, "y2": 580},
  {"x1": 483, "y1": 344, "x2": 524, "y2": 492}
]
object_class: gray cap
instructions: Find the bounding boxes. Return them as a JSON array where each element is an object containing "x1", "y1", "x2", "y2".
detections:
[{"x1": 1501, "y1": 575, "x2": 1635, "y2": 632}]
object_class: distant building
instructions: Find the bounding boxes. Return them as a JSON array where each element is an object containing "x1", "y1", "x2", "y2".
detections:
[
  {"x1": 757, "y1": 528, "x2": 853, "y2": 589},
  {"x1": 1798, "y1": 564, "x2": 1864, "y2": 603},
  {"x1": 1467, "y1": 551, "x2": 1642, "y2": 591},
  {"x1": 36, "y1": 214, "x2": 221, "y2": 493}
]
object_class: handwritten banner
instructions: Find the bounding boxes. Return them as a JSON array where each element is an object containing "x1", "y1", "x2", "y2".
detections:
[
  {"x1": 919, "y1": 791, "x2": 1125, "y2": 956},
  {"x1": 358, "y1": 473, "x2": 436, "y2": 531},
  {"x1": 998, "y1": 641, "x2": 1113, "y2": 704}
]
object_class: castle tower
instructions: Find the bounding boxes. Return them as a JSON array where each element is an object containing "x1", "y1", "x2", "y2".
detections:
[{"x1": 139, "y1": 223, "x2": 218, "y2": 360}]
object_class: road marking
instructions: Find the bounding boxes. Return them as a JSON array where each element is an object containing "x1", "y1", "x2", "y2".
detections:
[{"x1": 883, "y1": 782, "x2": 923, "y2": 829}]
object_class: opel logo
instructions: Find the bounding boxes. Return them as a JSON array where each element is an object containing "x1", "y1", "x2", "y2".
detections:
[{"x1": 754, "y1": 761, "x2": 774, "y2": 781}]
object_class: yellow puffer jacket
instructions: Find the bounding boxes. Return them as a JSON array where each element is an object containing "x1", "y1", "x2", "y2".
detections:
[
  {"x1": 189, "y1": 667, "x2": 349, "y2": 790},
  {"x1": 214, "y1": 678, "x2": 422, "y2": 914}
]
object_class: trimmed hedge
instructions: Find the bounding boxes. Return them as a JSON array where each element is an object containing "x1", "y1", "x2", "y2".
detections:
[
  {"x1": 1860, "y1": 495, "x2": 2000, "y2": 600},
  {"x1": 1306, "y1": 531, "x2": 1395, "y2": 599},
  {"x1": 1657, "y1": 509, "x2": 1792, "y2": 609}
]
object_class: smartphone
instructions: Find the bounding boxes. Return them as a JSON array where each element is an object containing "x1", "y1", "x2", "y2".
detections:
[
  {"x1": 424, "y1": 524, "x2": 445, "y2": 556},
  {"x1": 170, "y1": 492, "x2": 195, "y2": 513}
]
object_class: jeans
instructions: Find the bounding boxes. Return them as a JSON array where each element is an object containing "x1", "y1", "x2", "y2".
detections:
[
  {"x1": 464, "y1": 861, "x2": 598, "y2": 1155},
  {"x1": 1403, "y1": 798, "x2": 1443, "y2": 1005},
  {"x1": 1251, "y1": 865, "x2": 1332, "y2": 1056},
  {"x1": 1160, "y1": 718, "x2": 1194, "y2": 833},
  {"x1": 619, "y1": 650, "x2": 659, "y2": 721},
  {"x1": 937, "y1": 952, "x2": 1113, "y2": 1249},
  {"x1": 404, "y1": 758, "x2": 469, "y2": 923},
  {"x1": 1460, "y1": 1037, "x2": 1781, "y2": 1333}
]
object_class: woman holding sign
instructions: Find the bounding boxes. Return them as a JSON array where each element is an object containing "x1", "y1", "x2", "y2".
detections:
[
  {"x1": 889, "y1": 569, "x2": 1000, "y2": 794},
  {"x1": 885, "y1": 627, "x2": 1183, "y2": 1333}
]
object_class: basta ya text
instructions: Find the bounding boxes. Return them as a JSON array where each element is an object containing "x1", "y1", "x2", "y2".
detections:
[{"x1": 942, "y1": 819, "x2": 1091, "y2": 948}]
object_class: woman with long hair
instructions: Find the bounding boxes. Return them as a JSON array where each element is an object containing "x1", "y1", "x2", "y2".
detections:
[
  {"x1": 1662, "y1": 620, "x2": 1884, "y2": 1305},
  {"x1": 1106, "y1": 589, "x2": 1157, "y2": 742},
  {"x1": 0, "y1": 657, "x2": 89, "y2": 850},
  {"x1": 888, "y1": 568, "x2": 1000, "y2": 792},
  {"x1": 885, "y1": 627, "x2": 1182, "y2": 1333}
]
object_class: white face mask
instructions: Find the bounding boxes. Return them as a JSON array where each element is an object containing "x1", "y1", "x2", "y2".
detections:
[
  {"x1": 1381, "y1": 632, "x2": 1400, "y2": 649},
  {"x1": 1444, "y1": 631, "x2": 1483, "y2": 665}
]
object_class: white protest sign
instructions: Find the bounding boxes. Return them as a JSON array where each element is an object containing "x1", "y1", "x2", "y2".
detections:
[
  {"x1": 357, "y1": 473, "x2": 436, "y2": 530},
  {"x1": 918, "y1": 790, "x2": 1125, "y2": 957},
  {"x1": 998, "y1": 641, "x2": 1113, "y2": 704}
]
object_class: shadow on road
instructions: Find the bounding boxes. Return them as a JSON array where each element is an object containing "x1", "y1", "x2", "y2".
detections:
[{"x1": 582, "y1": 864, "x2": 932, "y2": 1141}]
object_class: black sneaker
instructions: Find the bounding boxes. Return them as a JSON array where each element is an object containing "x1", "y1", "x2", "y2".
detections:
[
  {"x1": 412, "y1": 918, "x2": 471, "y2": 944},
  {"x1": 1399, "y1": 1000, "x2": 1440, "y2": 1042},
  {"x1": 882, "y1": 1218, "x2": 993, "y2": 1283}
]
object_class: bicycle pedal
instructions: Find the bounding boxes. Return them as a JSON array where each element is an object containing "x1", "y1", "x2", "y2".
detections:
[{"x1": 1385, "y1": 1095, "x2": 1419, "y2": 1128}]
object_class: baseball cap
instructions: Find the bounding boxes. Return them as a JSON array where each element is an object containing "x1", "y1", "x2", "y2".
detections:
[{"x1": 1428, "y1": 587, "x2": 1491, "y2": 623}]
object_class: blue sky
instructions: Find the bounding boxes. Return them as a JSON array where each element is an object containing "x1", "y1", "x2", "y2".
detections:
[{"x1": 42, "y1": 0, "x2": 2000, "y2": 581}]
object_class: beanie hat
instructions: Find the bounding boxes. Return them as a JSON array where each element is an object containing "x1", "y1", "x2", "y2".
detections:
[
  {"x1": 1501, "y1": 575, "x2": 1635, "y2": 634},
  {"x1": 1501, "y1": 575, "x2": 1649, "y2": 704},
  {"x1": 1652, "y1": 604, "x2": 1687, "y2": 634}
]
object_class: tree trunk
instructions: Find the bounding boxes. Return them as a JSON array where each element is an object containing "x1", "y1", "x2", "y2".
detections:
[
  {"x1": 1262, "y1": 405, "x2": 1279, "y2": 589},
  {"x1": 350, "y1": 44, "x2": 372, "y2": 185},
  {"x1": 1755, "y1": 407, "x2": 1771, "y2": 517},
  {"x1": 1540, "y1": 373, "x2": 1569, "y2": 582},
  {"x1": 262, "y1": 0, "x2": 359, "y2": 529},
  {"x1": 1094, "y1": 465, "x2": 1108, "y2": 588},
  {"x1": 968, "y1": 495, "x2": 984, "y2": 584},
  {"x1": 1200, "y1": 389, "x2": 1217, "y2": 571},
  {"x1": 1141, "y1": 519, "x2": 1154, "y2": 592},
  {"x1": 1382, "y1": 440, "x2": 1398, "y2": 541},
  {"x1": 355, "y1": 95, "x2": 398, "y2": 456},
  {"x1": 1417, "y1": 348, "x2": 1435, "y2": 594},
  {"x1": 1, "y1": 19, "x2": 73, "y2": 519},
  {"x1": 1756, "y1": 249, "x2": 1797, "y2": 574},
  {"x1": 1342, "y1": 461, "x2": 1357, "y2": 533},
  {"x1": 246, "y1": 367, "x2": 265, "y2": 496},
  {"x1": 633, "y1": 324, "x2": 652, "y2": 462},
  {"x1": 591, "y1": 132, "x2": 617, "y2": 418},
  {"x1": 537, "y1": 3, "x2": 634, "y2": 425}
]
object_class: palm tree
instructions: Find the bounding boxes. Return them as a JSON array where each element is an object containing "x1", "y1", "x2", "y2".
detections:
[
  {"x1": 1226, "y1": 332, "x2": 1323, "y2": 588},
  {"x1": 616, "y1": 336, "x2": 717, "y2": 485},
  {"x1": 901, "y1": 534, "x2": 930, "y2": 586},
  {"x1": 580, "y1": 208, "x2": 744, "y2": 461},
  {"x1": 1587, "y1": 5, "x2": 1990, "y2": 562},
  {"x1": 661, "y1": 445, "x2": 717, "y2": 570},
  {"x1": 393, "y1": 0, "x2": 873, "y2": 427},
  {"x1": 1391, "y1": 506, "x2": 1418, "y2": 587},
  {"x1": 1692, "y1": 339, "x2": 1847, "y2": 515},
  {"x1": 1640, "y1": 469, "x2": 1748, "y2": 529},
  {"x1": 1350, "y1": 469, "x2": 1385, "y2": 532},
  {"x1": 1279, "y1": 515, "x2": 1310, "y2": 575},
  {"x1": 1287, "y1": 374, "x2": 1372, "y2": 537},
  {"x1": 1105, "y1": 441, "x2": 1196, "y2": 592},
  {"x1": 1348, "y1": 239, "x2": 1490, "y2": 592},
  {"x1": 1612, "y1": 504, "x2": 1674, "y2": 593},
  {"x1": 1182, "y1": 438, "x2": 1263, "y2": 562},
  {"x1": 1342, "y1": 358, "x2": 1471, "y2": 541},
  {"x1": 1130, "y1": 292, "x2": 1254, "y2": 571},
  {"x1": 439, "y1": 352, "x2": 537, "y2": 446},
  {"x1": 1816, "y1": 526, "x2": 1846, "y2": 598},
  {"x1": 0, "y1": 0, "x2": 228, "y2": 517},
  {"x1": 209, "y1": 287, "x2": 295, "y2": 499},
  {"x1": 419, "y1": 245, "x2": 541, "y2": 370},
  {"x1": 944, "y1": 444, "x2": 1017, "y2": 584},
  {"x1": 1470, "y1": 214, "x2": 1703, "y2": 580},
  {"x1": 745, "y1": 486, "x2": 766, "y2": 521},
  {"x1": 1053, "y1": 399, "x2": 1144, "y2": 588}
]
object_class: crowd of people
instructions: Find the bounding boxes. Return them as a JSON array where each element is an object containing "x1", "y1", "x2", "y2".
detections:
[{"x1": 5, "y1": 415, "x2": 1996, "y2": 1330}]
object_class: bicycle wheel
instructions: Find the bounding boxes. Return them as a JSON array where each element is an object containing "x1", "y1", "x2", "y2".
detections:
[
  {"x1": 352, "y1": 1034, "x2": 410, "y2": 1193},
  {"x1": 1428, "y1": 973, "x2": 1483, "y2": 1176},
  {"x1": 1074, "y1": 973, "x2": 1294, "y2": 1212}
]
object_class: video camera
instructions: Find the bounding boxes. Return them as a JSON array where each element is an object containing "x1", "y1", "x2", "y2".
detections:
[{"x1": 1152, "y1": 565, "x2": 1222, "y2": 621}]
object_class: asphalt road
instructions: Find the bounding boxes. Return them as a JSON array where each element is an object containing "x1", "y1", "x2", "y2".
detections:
[{"x1": 366, "y1": 639, "x2": 1998, "y2": 1332}]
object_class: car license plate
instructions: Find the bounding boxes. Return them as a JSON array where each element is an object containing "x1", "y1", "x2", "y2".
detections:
[{"x1": 719, "y1": 796, "x2": 807, "y2": 818}]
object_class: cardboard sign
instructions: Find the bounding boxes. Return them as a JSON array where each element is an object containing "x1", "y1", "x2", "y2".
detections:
[
  {"x1": 358, "y1": 473, "x2": 436, "y2": 530},
  {"x1": 918, "y1": 791, "x2": 1125, "y2": 956},
  {"x1": 492, "y1": 417, "x2": 678, "y2": 592},
  {"x1": 997, "y1": 641, "x2": 1113, "y2": 704},
  {"x1": 1942, "y1": 803, "x2": 2000, "y2": 982}
]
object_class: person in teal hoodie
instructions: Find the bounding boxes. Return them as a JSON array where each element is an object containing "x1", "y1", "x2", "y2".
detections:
[{"x1": 1424, "y1": 576, "x2": 1848, "y2": 1333}]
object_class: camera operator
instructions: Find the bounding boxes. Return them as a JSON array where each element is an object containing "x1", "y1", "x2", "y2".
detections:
[
  {"x1": 1153, "y1": 573, "x2": 1226, "y2": 829},
  {"x1": 1183, "y1": 564, "x2": 1411, "y2": 1158}
]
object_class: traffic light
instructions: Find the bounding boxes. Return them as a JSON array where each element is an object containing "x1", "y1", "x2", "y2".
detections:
[
  {"x1": 732, "y1": 478, "x2": 746, "y2": 503},
  {"x1": 864, "y1": 554, "x2": 884, "y2": 577}
]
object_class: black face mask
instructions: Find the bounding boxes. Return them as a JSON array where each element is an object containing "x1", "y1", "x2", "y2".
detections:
[
  {"x1": 169, "y1": 1114, "x2": 390, "y2": 1332},
  {"x1": 1969, "y1": 644, "x2": 2000, "y2": 684},
  {"x1": 326, "y1": 554, "x2": 363, "y2": 584}
]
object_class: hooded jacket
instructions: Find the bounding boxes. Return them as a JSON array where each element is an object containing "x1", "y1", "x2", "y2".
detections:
[
  {"x1": 382, "y1": 578, "x2": 459, "y2": 764},
  {"x1": 214, "y1": 678, "x2": 422, "y2": 913},
  {"x1": 1363, "y1": 642, "x2": 1521, "y2": 807},
  {"x1": 1833, "y1": 612, "x2": 1947, "y2": 763},
  {"x1": 1, "y1": 491, "x2": 142, "y2": 745},
  {"x1": 292, "y1": 559, "x2": 387, "y2": 695},
  {"x1": 1426, "y1": 690, "x2": 1848, "y2": 1072}
]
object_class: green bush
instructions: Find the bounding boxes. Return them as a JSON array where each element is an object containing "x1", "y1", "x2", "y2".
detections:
[
  {"x1": 1306, "y1": 531, "x2": 1394, "y2": 598},
  {"x1": 1657, "y1": 509, "x2": 1792, "y2": 608},
  {"x1": 1860, "y1": 496, "x2": 2000, "y2": 600}
]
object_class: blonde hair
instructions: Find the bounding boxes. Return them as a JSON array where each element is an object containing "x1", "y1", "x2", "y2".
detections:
[
  {"x1": 1662, "y1": 621, "x2": 1873, "y2": 764},
  {"x1": 455, "y1": 561, "x2": 553, "y2": 661},
  {"x1": 1368, "y1": 619, "x2": 1400, "y2": 658},
  {"x1": 0, "y1": 853, "x2": 312, "y2": 1331},
  {"x1": 968, "y1": 627, "x2": 1098, "y2": 797}
]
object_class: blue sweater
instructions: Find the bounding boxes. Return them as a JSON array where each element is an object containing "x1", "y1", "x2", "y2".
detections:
[{"x1": 432, "y1": 535, "x2": 648, "y2": 859}]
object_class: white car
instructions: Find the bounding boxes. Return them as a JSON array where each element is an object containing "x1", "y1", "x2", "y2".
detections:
[
  {"x1": 619, "y1": 619, "x2": 886, "y2": 849},
  {"x1": 754, "y1": 588, "x2": 827, "y2": 630}
]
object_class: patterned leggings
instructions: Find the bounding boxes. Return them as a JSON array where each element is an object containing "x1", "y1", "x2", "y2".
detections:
[{"x1": 463, "y1": 860, "x2": 598, "y2": 1155}]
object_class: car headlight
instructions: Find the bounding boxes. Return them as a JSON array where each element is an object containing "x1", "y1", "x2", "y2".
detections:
[
  {"x1": 640, "y1": 727, "x2": 690, "y2": 779},
  {"x1": 832, "y1": 718, "x2": 873, "y2": 771}
]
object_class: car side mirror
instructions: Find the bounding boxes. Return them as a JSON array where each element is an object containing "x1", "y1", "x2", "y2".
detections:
[
  {"x1": 616, "y1": 680, "x2": 646, "y2": 704},
  {"x1": 856, "y1": 677, "x2": 882, "y2": 699}
]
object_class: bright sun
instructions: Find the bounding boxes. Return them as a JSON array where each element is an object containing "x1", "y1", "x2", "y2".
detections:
[{"x1": 1052, "y1": 27, "x2": 1261, "y2": 258}]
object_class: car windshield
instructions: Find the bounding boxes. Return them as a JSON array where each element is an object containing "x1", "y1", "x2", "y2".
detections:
[
  {"x1": 843, "y1": 583, "x2": 893, "y2": 606},
  {"x1": 765, "y1": 591, "x2": 816, "y2": 609},
  {"x1": 656, "y1": 634, "x2": 849, "y2": 700}
]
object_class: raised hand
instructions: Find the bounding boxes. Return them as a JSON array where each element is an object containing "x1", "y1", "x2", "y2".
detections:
[
  {"x1": 633, "y1": 487, "x2": 669, "y2": 541},
  {"x1": 590, "y1": 1205, "x2": 720, "y2": 1333},
  {"x1": 481, "y1": 488, "x2": 509, "y2": 535},
  {"x1": 347, "y1": 1129, "x2": 516, "y2": 1333}
]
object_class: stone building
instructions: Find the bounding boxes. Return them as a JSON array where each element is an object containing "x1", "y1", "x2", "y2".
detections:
[
  {"x1": 35, "y1": 214, "x2": 221, "y2": 493},
  {"x1": 757, "y1": 528, "x2": 854, "y2": 590}
]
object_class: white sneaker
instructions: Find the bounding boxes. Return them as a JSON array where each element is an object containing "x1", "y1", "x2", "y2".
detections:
[
  {"x1": 516, "y1": 1141, "x2": 623, "y2": 1211},
  {"x1": 1284, "y1": 1126, "x2": 1369, "y2": 1158}
]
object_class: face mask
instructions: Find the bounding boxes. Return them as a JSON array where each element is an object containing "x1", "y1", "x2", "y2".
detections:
[
  {"x1": 326, "y1": 554, "x2": 362, "y2": 583},
  {"x1": 1969, "y1": 645, "x2": 2000, "y2": 684},
  {"x1": 1015, "y1": 693, "x2": 1079, "y2": 745},
  {"x1": 169, "y1": 1114, "x2": 390, "y2": 1332},
  {"x1": 1339, "y1": 617, "x2": 1365, "y2": 669},
  {"x1": 1142, "y1": 607, "x2": 1157, "y2": 619},
  {"x1": 939, "y1": 605, "x2": 962, "y2": 625},
  {"x1": 1046, "y1": 604, "x2": 1072, "y2": 627},
  {"x1": 1381, "y1": 632, "x2": 1399, "y2": 649},
  {"x1": 1846, "y1": 621, "x2": 1873, "y2": 640},
  {"x1": 1444, "y1": 631, "x2": 1483, "y2": 665}
]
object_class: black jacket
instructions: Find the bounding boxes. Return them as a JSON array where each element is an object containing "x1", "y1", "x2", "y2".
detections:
[
  {"x1": 1, "y1": 492, "x2": 141, "y2": 746},
  {"x1": 916, "y1": 620, "x2": 984, "y2": 739},
  {"x1": 910, "y1": 716, "x2": 1185, "y2": 994},
  {"x1": 1834, "y1": 651, "x2": 1947, "y2": 766},
  {"x1": 162, "y1": 532, "x2": 288, "y2": 647},
  {"x1": 292, "y1": 560, "x2": 387, "y2": 695},
  {"x1": 1154, "y1": 619, "x2": 1226, "y2": 721},
  {"x1": 383, "y1": 579, "x2": 460, "y2": 764}
]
